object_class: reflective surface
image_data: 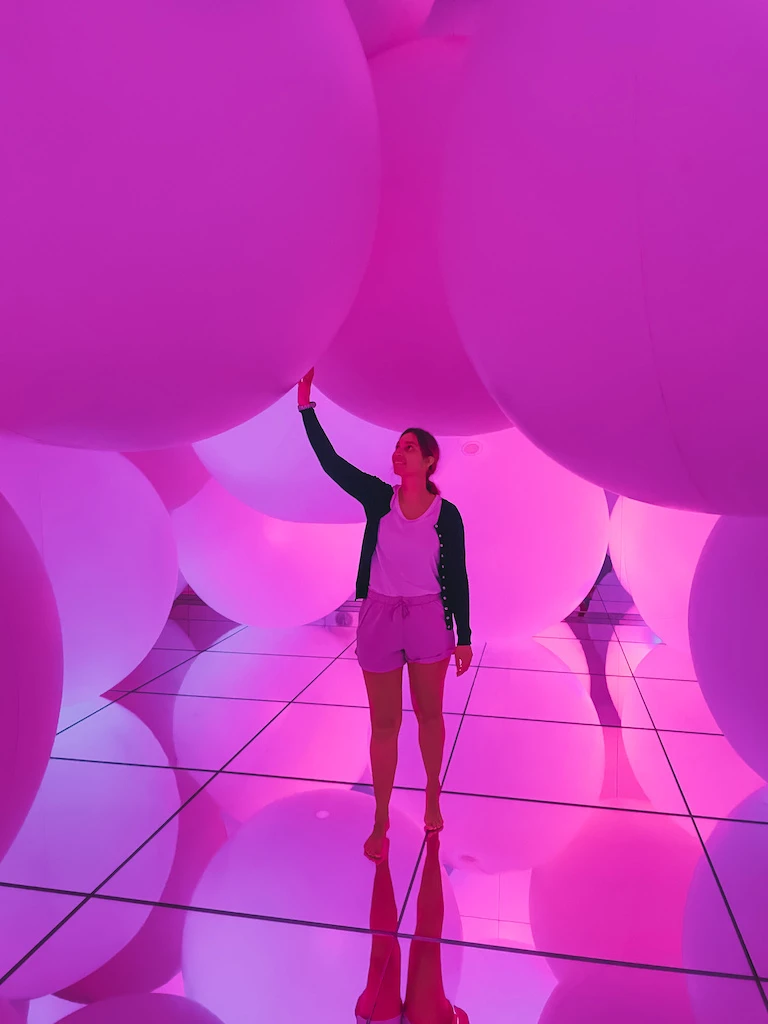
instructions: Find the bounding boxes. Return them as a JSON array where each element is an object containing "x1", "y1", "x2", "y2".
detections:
[{"x1": 2, "y1": 580, "x2": 767, "y2": 1021}]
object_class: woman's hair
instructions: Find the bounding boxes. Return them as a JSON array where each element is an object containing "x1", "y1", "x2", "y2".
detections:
[{"x1": 402, "y1": 428, "x2": 441, "y2": 495}]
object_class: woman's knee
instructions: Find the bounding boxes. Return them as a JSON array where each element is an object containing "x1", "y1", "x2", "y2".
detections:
[{"x1": 371, "y1": 713, "x2": 402, "y2": 740}]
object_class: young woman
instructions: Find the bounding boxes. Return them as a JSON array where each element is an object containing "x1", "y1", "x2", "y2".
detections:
[{"x1": 298, "y1": 370, "x2": 472, "y2": 861}]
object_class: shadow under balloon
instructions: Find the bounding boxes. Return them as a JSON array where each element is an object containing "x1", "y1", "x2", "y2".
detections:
[{"x1": 357, "y1": 832, "x2": 469, "y2": 1024}]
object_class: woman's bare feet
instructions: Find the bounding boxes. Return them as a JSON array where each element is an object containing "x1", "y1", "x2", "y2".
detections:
[
  {"x1": 364, "y1": 818, "x2": 390, "y2": 861},
  {"x1": 424, "y1": 783, "x2": 444, "y2": 833}
]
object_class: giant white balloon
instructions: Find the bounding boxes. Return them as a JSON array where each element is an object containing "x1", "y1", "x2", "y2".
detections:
[
  {"x1": 0, "y1": 707, "x2": 178, "y2": 999},
  {"x1": 0, "y1": 437, "x2": 177, "y2": 705},
  {"x1": 689, "y1": 517, "x2": 768, "y2": 783},
  {"x1": 0, "y1": 496, "x2": 62, "y2": 864},
  {"x1": 123, "y1": 448, "x2": 210, "y2": 512},
  {"x1": 609, "y1": 497, "x2": 717, "y2": 654},
  {"x1": 0, "y1": 0, "x2": 378, "y2": 450},
  {"x1": 437, "y1": 429, "x2": 609, "y2": 639},
  {"x1": 194, "y1": 392, "x2": 399, "y2": 524},
  {"x1": 173, "y1": 480, "x2": 362, "y2": 628},
  {"x1": 317, "y1": 38, "x2": 507, "y2": 436},
  {"x1": 184, "y1": 790, "x2": 460, "y2": 1024},
  {"x1": 442, "y1": 0, "x2": 768, "y2": 513}
]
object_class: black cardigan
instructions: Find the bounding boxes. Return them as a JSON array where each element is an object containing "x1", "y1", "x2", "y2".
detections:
[{"x1": 301, "y1": 407, "x2": 471, "y2": 646}]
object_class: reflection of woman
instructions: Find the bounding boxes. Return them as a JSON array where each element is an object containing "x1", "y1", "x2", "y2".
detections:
[
  {"x1": 578, "y1": 553, "x2": 613, "y2": 616},
  {"x1": 355, "y1": 833, "x2": 469, "y2": 1024},
  {"x1": 298, "y1": 371, "x2": 472, "y2": 862}
]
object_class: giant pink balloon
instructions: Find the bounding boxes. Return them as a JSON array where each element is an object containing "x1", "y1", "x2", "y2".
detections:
[
  {"x1": 0, "y1": 707, "x2": 179, "y2": 999},
  {"x1": 184, "y1": 790, "x2": 460, "y2": 1024},
  {"x1": 123, "y1": 449, "x2": 210, "y2": 513},
  {"x1": 0, "y1": 496, "x2": 62, "y2": 864},
  {"x1": 173, "y1": 480, "x2": 362, "y2": 628},
  {"x1": 0, "y1": 437, "x2": 178, "y2": 705},
  {"x1": 194, "y1": 392, "x2": 399, "y2": 524},
  {"x1": 437, "y1": 429, "x2": 609, "y2": 639},
  {"x1": 0, "y1": 0, "x2": 378, "y2": 450},
  {"x1": 609, "y1": 497, "x2": 717, "y2": 654},
  {"x1": 529, "y1": 802, "x2": 702, "y2": 977},
  {"x1": 442, "y1": 0, "x2": 768, "y2": 513},
  {"x1": 684, "y1": 788, "x2": 768, "y2": 1024},
  {"x1": 346, "y1": 0, "x2": 435, "y2": 56},
  {"x1": 689, "y1": 517, "x2": 768, "y2": 783},
  {"x1": 317, "y1": 38, "x2": 507, "y2": 436},
  {"x1": 58, "y1": 995, "x2": 223, "y2": 1024}
]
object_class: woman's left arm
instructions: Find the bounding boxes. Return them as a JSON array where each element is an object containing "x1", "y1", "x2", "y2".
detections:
[{"x1": 448, "y1": 506, "x2": 472, "y2": 669}]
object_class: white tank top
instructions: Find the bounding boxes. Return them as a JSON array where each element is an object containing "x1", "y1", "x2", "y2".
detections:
[{"x1": 369, "y1": 487, "x2": 442, "y2": 598}]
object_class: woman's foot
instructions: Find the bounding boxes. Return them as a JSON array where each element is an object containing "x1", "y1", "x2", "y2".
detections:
[
  {"x1": 364, "y1": 818, "x2": 390, "y2": 862},
  {"x1": 424, "y1": 783, "x2": 444, "y2": 833}
]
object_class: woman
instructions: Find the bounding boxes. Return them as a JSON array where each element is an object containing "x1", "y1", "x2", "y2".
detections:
[{"x1": 298, "y1": 370, "x2": 472, "y2": 861}]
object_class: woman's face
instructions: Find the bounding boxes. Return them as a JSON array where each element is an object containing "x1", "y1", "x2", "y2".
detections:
[{"x1": 393, "y1": 432, "x2": 432, "y2": 479}]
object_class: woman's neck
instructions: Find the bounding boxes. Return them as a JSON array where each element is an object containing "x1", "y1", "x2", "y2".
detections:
[{"x1": 398, "y1": 477, "x2": 429, "y2": 497}]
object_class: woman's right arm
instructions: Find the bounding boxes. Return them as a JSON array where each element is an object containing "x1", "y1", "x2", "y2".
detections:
[{"x1": 298, "y1": 372, "x2": 389, "y2": 506}]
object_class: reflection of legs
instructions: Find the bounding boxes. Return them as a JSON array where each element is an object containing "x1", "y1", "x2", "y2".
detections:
[
  {"x1": 355, "y1": 849, "x2": 403, "y2": 1022},
  {"x1": 363, "y1": 667, "x2": 403, "y2": 861},
  {"x1": 409, "y1": 659, "x2": 450, "y2": 832},
  {"x1": 403, "y1": 833, "x2": 454, "y2": 1024}
]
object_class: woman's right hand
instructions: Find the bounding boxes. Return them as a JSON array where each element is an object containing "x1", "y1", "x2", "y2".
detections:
[{"x1": 298, "y1": 368, "x2": 314, "y2": 407}]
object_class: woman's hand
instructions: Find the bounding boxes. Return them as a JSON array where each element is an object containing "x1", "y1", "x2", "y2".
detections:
[
  {"x1": 454, "y1": 645, "x2": 473, "y2": 677},
  {"x1": 298, "y1": 368, "x2": 315, "y2": 407}
]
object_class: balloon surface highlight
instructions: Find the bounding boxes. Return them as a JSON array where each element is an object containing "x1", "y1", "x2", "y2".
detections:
[
  {"x1": 689, "y1": 517, "x2": 768, "y2": 782},
  {"x1": 0, "y1": 438, "x2": 178, "y2": 705},
  {"x1": 437, "y1": 429, "x2": 609, "y2": 639},
  {"x1": 609, "y1": 497, "x2": 717, "y2": 654},
  {"x1": 173, "y1": 480, "x2": 362, "y2": 628}
]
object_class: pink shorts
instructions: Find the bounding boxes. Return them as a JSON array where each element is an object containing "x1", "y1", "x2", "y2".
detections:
[{"x1": 356, "y1": 591, "x2": 456, "y2": 675}]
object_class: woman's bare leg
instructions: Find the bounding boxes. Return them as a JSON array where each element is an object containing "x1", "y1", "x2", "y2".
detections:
[
  {"x1": 408, "y1": 658, "x2": 450, "y2": 832},
  {"x1": 363, "y1": 666, "x2": 403, "y2": 861},
  {"x1": 403, "y1": 832, "x2": 455, "y2": 1024},
  {"x1": 355, "y1": 845, "x2": 403, "y2": 1021}
]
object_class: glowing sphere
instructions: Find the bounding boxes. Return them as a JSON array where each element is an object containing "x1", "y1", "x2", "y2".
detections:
[
  {"x1": 123, "y1": 449, "x2": 210, "y2": 513},
  {"x1": 174, "y1": 664, "x2": 369, "y2": 821},
  {"x1": 689, "y1": 517, "x2": 768, "y2": 782},
  {"x1": 0, "y1": 707, "x2": 179, "y2": 999},
  {"x1": 345, "y1": 0, "x2": 435, "y2": 56},
  {"x1": 0, "y1": 496, "x2": 63, "y2": 863},
  {"x1": 0, "y1": 1006, "x2": 21, "y2": 1024},
  {"x1": 437, "y1": 429, "x2": 608, "y2": 639},
  {"x1": 620, "y1": 653, "x2": 763, "y2": 835},
  {"x1": 442, "y1": 0, "x2": 768, "y2": 514},
  {"x1": 393, "y1": 641, "x2": 603, "y2": 871},
  {"x1": 684, "y1": 788, "x2": 768, "y2": 1023},
  {"x1": 529, "y1": 802, "x2": 702, "y2": 977},
  {"x1": 173, "y1": 480, "x2": 362, "y2": 628},
  {"x1": 184, "y1": 790, "x2": 461, "y2": 1024},
  {"x1": 609, "y1": 497, "x2": 717, "y2": 653},
  {"x1": 57, "y1": 995, "x2": 224, "y2": 1024},
  {"x1": 316, "y1": 38, "x2": 507, "y2": 436},
  {"x1": 538, "y1": 970, "x2": 696, "y2": 1024},
  {"x1": 58, "y1": 673, "x2": 227, "y2": 1004},
  {"x1": 0, "y1": 0, "x2": 378, "y2": 450},
  {"x1": 0, "y1": 437, "x2": 177, "y2": 705},
  {"x1": 194, "y1": 392, "x2": 399, "y2": 524}
]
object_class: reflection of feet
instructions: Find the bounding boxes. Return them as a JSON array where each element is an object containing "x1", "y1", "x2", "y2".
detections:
[
  {"x1": 425, "y1": 784, "x2": 444, "y2": 833},
  {"x1": 364, "y1": 820, "x2": 389, "y2": 862},
  {"x1": 454, "y1": 1007, "x2": 470, "y2": 1024}
]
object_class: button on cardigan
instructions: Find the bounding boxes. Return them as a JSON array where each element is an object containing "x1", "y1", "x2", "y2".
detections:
[{"x1": 300, "y1": 406, "x2": 471, "y2": 646}]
